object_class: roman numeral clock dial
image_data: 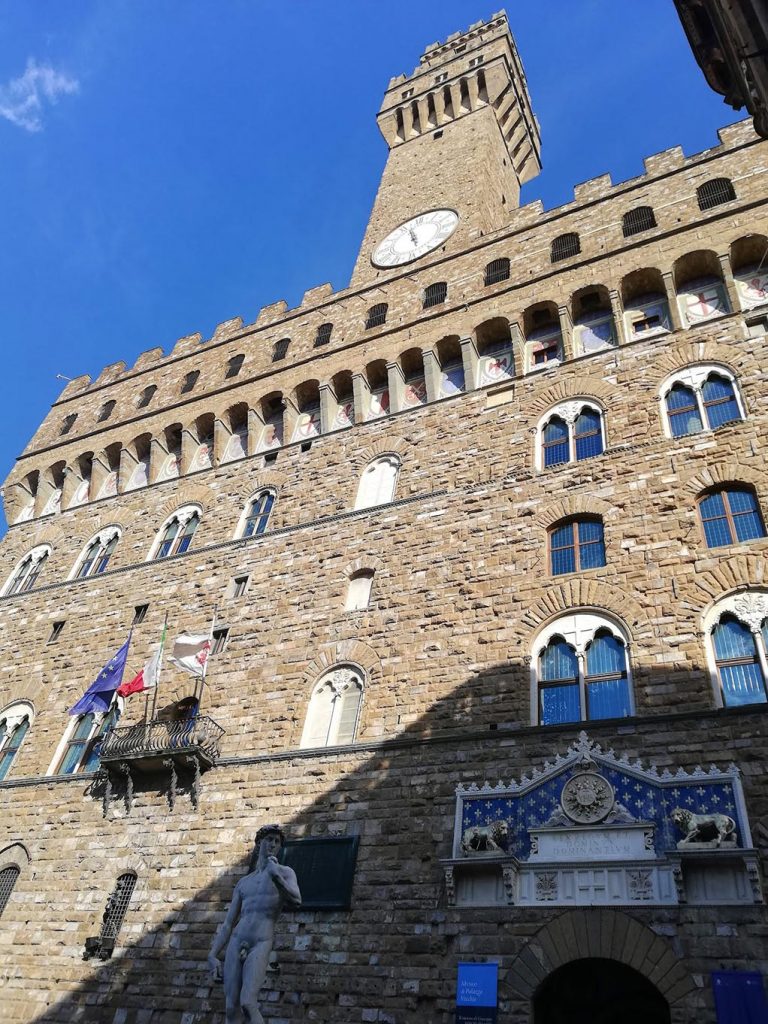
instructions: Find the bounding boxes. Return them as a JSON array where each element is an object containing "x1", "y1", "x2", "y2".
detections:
[{"x1": 371, "y1": 209, "x2": 459, "y2": 268}]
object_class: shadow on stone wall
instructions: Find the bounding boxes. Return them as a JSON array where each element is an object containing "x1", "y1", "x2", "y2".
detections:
[{"x1": 17, "y1": 659, "x2": 768, "y2": 1024}]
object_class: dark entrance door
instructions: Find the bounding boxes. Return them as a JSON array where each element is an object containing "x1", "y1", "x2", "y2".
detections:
[{"x1": 533, "y1": 957, "x2": 671, "y2": 1024}]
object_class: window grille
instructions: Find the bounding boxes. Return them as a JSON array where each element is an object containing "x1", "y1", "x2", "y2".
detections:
[
  {"x1": 550, "y1": 233, "x2": 580, "y2": 263},
  {"x1": 365, "y1": 303, "x2": 388, "y2": 329},
  {"x1": 272, "y1": 338, "x2": 290, "y2": 361},
  {"x1": 314, "y1": 323, "x2": 333, "y2": 347},
  {"x1": 697, "y1": 178, "x2": 736, "y2": 211},
  {"x1": 226, "y1": 354, "x2": 245, "y2": 378},
  {"x1": 137, "y1": 385, "x2": 157, "y2": 408},
  {"x1": 60, "y1": 414, "x2": 77, "y2": 436},
  {"x1": 423, "y1": 282, "x2": 447, "y2": 308},
  {"x1": 484, "y1": 258, "x2": 510, "y2": 286},
  {"x1": 622, "y1": 206, "x2": 656, "y2": 237},
  {"x1": 99, "y1": 873, "x2": 137, "y2": 947},
  {"x1": 97, "y1": 401, "x2": 116, "y2": 423},
  {"x1": 48, "y1": 621, "x2": 65, "y2": 643},
  {"x1": 133, "y1": 604, "x2": 148, "y2": 625},
  {"x1": 699, "y1": 489, "x2": 765, "y2": 548},
  {"x1": 181, "y1": 370, "x2": 199, "y2": 394},
  {"x1": 0, "y1": 866, "x2": 20, "y2": 918}
]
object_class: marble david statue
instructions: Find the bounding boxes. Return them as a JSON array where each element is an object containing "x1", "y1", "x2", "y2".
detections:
[{"x1": 209, "y1": 825, "x2": 301, "y2": 1024}]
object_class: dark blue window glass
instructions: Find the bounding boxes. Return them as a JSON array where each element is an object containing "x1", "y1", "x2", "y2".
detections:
[
  {"x1": 176, "y1": 514, "x2": 199, "y2": 554},
  {"x1": 574, "y1": 409, "x2": 603, "y2": 460},
  {"x1": 57, "y1": 714, "x2": 95, "y2": 775},
  {"x1": 585, "y1": 631, "x2": 631, "y2": 719},
  {"x1": 539, "y1": 638, "x2": 579, "y2": 724},
  {"x1": 243, "y1": 492, "x2": 275, "y2": 537},
  {"x1": 666, "y1": 383, "x2": 703, "y2": 437},
  {"x1": 543, "y1": 417, "x2": 569, "y2": 467},
  {"x1": 550, "y1": 519, "x2": 606, "y2": 574},
  {"x1": 702, "y1": 375, "x2": 741, "y2": 429},
  {"x1": 550, "y1": 523, "x2": 576, "y2": 575},
  {"x1": 0, "y1": 718, "x2": 29, "y2": 781},
  {"x1": 578, "y1": 519, "x2": 606, "y2": 569},
  {"x1": 713, "y1": 616, "x2": 767, "y2": 707},
  {"x1": 700, "y1": 489, "x2": 765, "y2": 547}
]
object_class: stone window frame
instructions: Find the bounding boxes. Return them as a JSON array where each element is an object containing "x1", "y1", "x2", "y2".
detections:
[
  {"x1": 68, "y1": 526, "x2": 122, "y2": 581},
  {"x1": 535, "y1": 400, "x2": 606, "y2": 472},
  {"x1": 1, "y1": 544, "x2": 52, "y2": 597},
  {"x1": 548, "y1": 516, "x2": 607, "y2": 576},
  {"x1": 0, "y1": 701, "x2": 34, "y2": 782},
  {"x1": 529, "y1": 611, "x2": 634, "y2": 727},
  {"x1": 702, "y1": 591, "x2": 768, "y2": 709},
  {"x1": 300, "y1": 664, "x2": 365, "y2": 749},
  {"x1": 697, "y1": 486, "x2": 766, "y2": 550},
  {"x1": 345, "y1": 569, "x2": 375, "y2": 612},
  {"x1": 235, "y1": 489, "x2": 276, "y2": 540},
  {"x1": 658, "y1": 364, "x2": 745, "y2": 440},
  {"x1": 147, "y1": 504, "x2": 202, "y2": 561},
  {"x1": 354, "y1": 455, "x2": 401, "y2": 510}
]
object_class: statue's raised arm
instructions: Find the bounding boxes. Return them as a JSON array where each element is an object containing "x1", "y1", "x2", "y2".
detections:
[{"x1": 208, "y1": 824, "x2": 302, "y2": 1024}]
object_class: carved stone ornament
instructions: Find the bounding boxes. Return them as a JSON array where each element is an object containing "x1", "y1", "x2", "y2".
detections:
[
  {"x1": 535, "y1": 872, "x2": 558, "y2": 901},
  {"x1": 628, "y1": 869, "x2": 653, "y2": 901},
  {"x1": 558, "y1": 400, "x2": 585, "y2": 425},
  {"x1": 732, "y1": 593, "x2": 768, "y2": 633},
  {"x1": 326, "y1": 667, "x2": 361, "y2": 696},
  {"x1": 561, "y1": 772, "x2": 615, "y2": 824}
]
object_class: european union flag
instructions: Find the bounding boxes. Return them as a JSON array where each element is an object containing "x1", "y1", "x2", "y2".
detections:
[{"x1": 68, "y1": 635, "x2": 132, "y2": 715}]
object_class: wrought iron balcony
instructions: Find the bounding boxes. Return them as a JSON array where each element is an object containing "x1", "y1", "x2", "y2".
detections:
[{"x1": 97, "y1": 714, "x2": 225, "y2": 815}]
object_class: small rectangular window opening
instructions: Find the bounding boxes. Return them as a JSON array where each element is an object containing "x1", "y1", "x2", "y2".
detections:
[
  {"x1": 211, "y1": 627, "x2": 230, "y2": 655},
  {"x1": 433, "y1": 130, "x2": 443, "y2": 139},
  {"x1": 264, "y1": 450, "x2": 278, "y2": 465},
  {"x1": 301, "y1": 440, "x2": 313, "y2": 453},
  {"x1": 133, "y1": 604, "x2": 149, "y2": 625},
  {"x1": 233, "y1": 576, "x2": 249, "y2": 598},
  {"x1": 48, "y1": 621, "x2": 66, "y2": 643}
]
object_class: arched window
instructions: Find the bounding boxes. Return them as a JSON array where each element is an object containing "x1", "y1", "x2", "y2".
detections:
[
  {"x1": 239, "y1": 491, "x2": 275, "y2": 538},
  {"x1": 180, "y1": 370, "x2": 199, "y2": 394},
  {"x1": 551, "y1": 232, "x2": 580, "y2": 263},
  {"x1": 622, "y1": 206, "x2": 656, "y2": 237},
  {"x1": 423, "y1": 282, "x2": 447, "y2": 309},
  {"x1": 314, "y1": 322, "x2": 333, "y2": 347},
  {"x1": 697, "y1": 177, "x2": 736, "y2": 211},
  {"x1": 97, "y1": 400, "x2": 116, "y2": 423},
  {"x1": 365, "y1": 303, "x2": 388, "y2": 329},
  {"x1": 225, "y1": 353, "x2": 245, "y2": 378},
  {"x1": 272, "y1": 338, "x2": 290, "y2": 362},
  {"x1": 136, "y1": 385, "x2": 157, "y2": 409},
  {"x1": 661, "y1": 366, "x2": 744, "y2": 438},
  {"x1": 72, "y1": 528, "x2": 120, "y2": 579},
  {"x1": 2, "y1": 545, "x2": 51, "y2": 597},
  {"x1": 97, "y1": 872, "x2": 137, "y2": 957},
  {"x1": 704, "y1": 593, "x2": 768, "y2": 707},
  {"x1": 533, "y1": 613, "x2": 632, "y2": 725},
  {"x1": 539, "y1": 403, "x2": 605, "y2": 469},
  {"x1": 0, "y1": 703, "x2": 33, "y2": 781},
  {"x1": 54, "y1": 705, "x2": 120, "y2": 775},
  {"x1": 345, "y1": 570, "x2": 374, "y2": 611},
  {"x1": 60, "y1": 413, "x2": 77, "y2": 436},
  {"x1": 354, "y1": 456, "x2": 400, "y2": 510},
  {"x1": 0, "y1": 866, "x2": 20, "y2": 919},
  {"x1": 150, "y1": 506, "x2": 201, "y2": 560},
  {"x1": 300, "y1": 666, "x2": 364, "y2": 748},
  {"x1": 699, "y1": 488, "x2": 765, "y2": 548},
  {"x1": 484, "y1": 258, "x2": 510, "y2": 286},
  {"x1": 549, "y1": 518, "x2": 606, "y2": 575}
]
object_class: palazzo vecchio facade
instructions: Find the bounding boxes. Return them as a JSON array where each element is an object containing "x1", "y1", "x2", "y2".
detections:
[{"x1": 1, "y1": 11, "x2": 768, "y2": 1024}]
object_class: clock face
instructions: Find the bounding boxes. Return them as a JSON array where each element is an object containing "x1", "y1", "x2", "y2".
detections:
[{"x1": 372, "y1": 209, "x2": 459, "y2": 268}]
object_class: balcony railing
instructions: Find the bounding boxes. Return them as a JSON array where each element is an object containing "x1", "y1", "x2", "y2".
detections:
[{"x1": 101, "y1": 714, "x2": 224, "y2": 767}]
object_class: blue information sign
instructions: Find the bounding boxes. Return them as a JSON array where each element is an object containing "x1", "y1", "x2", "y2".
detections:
[{"x1": 456, "y1": 962, "x2": 498, "y2": 1024}]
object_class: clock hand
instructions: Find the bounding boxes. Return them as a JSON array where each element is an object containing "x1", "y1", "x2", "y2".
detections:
[{"x1": 408, "y1": 228, "x2": 418, "y2": 245}]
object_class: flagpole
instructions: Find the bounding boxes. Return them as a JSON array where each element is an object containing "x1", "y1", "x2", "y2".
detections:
[
  {"x1": 196, "y1": 604, "x2": 217, "y2": 713},
  {"x1": 149, "y1": 613, "x2": 169, "y2": 722}
]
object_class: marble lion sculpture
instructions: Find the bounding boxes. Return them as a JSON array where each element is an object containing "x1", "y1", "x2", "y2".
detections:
[
  {"x1": 460, "y1": 819, "x2": 509, "y2": 855},
  {"x1": 671, "y1": 807, "x2": 736, "y2": 846}
]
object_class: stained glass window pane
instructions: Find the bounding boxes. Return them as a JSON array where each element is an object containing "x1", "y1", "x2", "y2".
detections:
[
  {"x1": 702, "y1": 376, "x2": 741, "y2": 428},
  {"x1": 540, "y1": 684, "x2": 580, "y2": 725},
  {"x1": 667, "y1": 384, "x2": 702, "y2": 437},
  {"x1": 574, "y1": 410, "x2": 603, "y2": 460},
  {"x1": 543, "y1": 418, "x2": 569, "y2": 467},
  {"x1": 540, "y1": 639, "x2": 578, "y2": 681}
]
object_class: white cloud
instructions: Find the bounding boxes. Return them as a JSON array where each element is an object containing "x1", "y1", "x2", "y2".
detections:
[{"x1": 0, "y1": 58, "x2": 79, "y2": 133}]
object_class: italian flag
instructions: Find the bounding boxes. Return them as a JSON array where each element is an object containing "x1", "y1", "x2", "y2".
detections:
[{"x1": 117, "y1": 624, "x2": 166, "y2": 698}]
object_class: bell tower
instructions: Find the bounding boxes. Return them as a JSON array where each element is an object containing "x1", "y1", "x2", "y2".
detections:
[{"x1": 351, "y1": 11, "x2": 542, "y2": 287}]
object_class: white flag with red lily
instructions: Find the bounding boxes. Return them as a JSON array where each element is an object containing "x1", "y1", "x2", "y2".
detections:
[{"x1": 167, "y1": 633, "x2": 211, "y2": 678}]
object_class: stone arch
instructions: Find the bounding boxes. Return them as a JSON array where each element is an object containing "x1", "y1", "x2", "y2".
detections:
[
  {"x1": 156, "y1": 484, "x2": 212, "y2": 523},
  {"x1": 537, "y1": 493, "x2": 615, "y2": 529},
  {"x1": 520, "y1": 578, "x2": 649, "y2": 636},
  {"x1": 506, "y1": 909, "x2": 696, "y2": 1006},
  {"x1": 691, "y1": 556, "x2": 768, "y2": 603},
  {"x1": 527, "y1": 376, "x2": 620, "y2": 419},
  {"x1": 342, "y1": 554, "x2": 384, "y2": 579},
  {"x1": 682, "y1": 460, "x2": 768, "y2": 497},
  {"x1": 354, "y1": 436, "x2": 410, "y2": 472},
  {"x1": 0, "y1": 842, "x2": 31, "y2": 873},
  {"x1": 302, "y1": 639, "x2": 382, "y2": 691},
  {"x1": 651, "y1": 341, "x2": 744, "y2": 383},
  {"x1": 239, "y1": 470, "x2": 287, "y2": 496}
]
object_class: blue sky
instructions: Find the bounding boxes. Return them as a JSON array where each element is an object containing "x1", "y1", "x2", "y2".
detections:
[{"x1": 0, "y1": 0, "x2": 736, "y2": 530}]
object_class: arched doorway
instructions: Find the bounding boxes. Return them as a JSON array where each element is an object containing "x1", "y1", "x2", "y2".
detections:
[{"x1": 533, "y1": 958, "x2": 670, "y2": 1024}]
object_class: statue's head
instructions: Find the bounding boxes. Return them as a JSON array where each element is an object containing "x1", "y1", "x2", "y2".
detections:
[{"x1": 249, "y1": 824, "x2": 285, "y2": 869}]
